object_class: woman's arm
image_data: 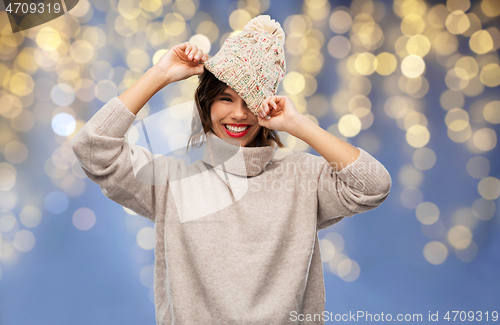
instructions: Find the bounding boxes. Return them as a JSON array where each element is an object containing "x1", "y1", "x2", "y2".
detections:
[
  {"x1": 287, "y1": 115, "x2": 360, "y2": 172},
  {"x1": 71, "y1": 97, "x2": 162, "y2": 222},
  {"x1": 71, "y1": 42, "x2": 208, "y2": 222},
  {"x1": 291, "y1": 116, "x2": 391, "y2": 230},
  {"x1": 258, "y1": 95, "x2": 360, "y2": 171},
  {"x1": 118, "y1": 66, "x2": 170, "y2": 115},
  {"x1": 288, "y1": 111, "x2": 391, "y2": 230},
  {"x1": 119, "y1": 42, "x2": 207, "y2": 115},
  {"x1": 257, "y1": 95, "x2": 391, "y2": 230}
]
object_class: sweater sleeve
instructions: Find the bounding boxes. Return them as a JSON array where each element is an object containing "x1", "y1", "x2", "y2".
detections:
[
  {"x1": 315, "y1": 147, "x2": 392, "y2": 231},
  {"x1": 71, "y1": 96, "x2": 164, "y2": 223}
]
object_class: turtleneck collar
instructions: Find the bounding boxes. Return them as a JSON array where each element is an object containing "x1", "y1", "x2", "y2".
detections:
[{"x1": 201, "y1": 130, "x2": 277, "y2": 177}]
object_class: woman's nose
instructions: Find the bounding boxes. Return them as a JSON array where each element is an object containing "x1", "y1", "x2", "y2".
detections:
[{"x1": 232, "y1": 101, "x2": 249, "y2": 118}]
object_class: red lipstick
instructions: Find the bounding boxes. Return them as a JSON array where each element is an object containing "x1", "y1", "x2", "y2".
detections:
[{"x1": 223, "y1": 124, "x2": 251, "y2": 138}]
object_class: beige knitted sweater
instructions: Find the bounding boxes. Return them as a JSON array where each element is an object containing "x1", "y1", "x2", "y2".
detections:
[{"x1": 71, "y1": 96, "x2": 392, "y2": 325}]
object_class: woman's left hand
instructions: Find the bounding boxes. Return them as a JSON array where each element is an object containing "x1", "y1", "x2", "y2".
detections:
[{"x1": 257, "y1": 95, "x2": 301, "y2": 132}]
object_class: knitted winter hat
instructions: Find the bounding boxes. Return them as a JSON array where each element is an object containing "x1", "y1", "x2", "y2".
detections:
[{"x1": 203, "y1": 15, "x2": 286, "y2": 116}]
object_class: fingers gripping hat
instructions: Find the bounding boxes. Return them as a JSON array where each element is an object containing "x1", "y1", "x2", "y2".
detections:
[{"x1": 203, "y1": 15, "x2": 286, "y2": 116}]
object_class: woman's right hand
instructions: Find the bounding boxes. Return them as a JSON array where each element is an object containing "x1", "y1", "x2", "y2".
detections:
[{"x1": 153, "y1": 42, "x2": 208, "y2": 85}]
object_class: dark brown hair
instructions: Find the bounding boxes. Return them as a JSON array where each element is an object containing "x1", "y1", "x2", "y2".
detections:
[{"x1": 186, "y1": 69, "x2": 285, "y2": 152}]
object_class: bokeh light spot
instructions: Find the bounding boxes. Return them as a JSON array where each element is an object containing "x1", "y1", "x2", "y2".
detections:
[
  {"x1": 19, "y1": 205, "x2": 43, "y2": 228},
  {"x1": 72, "y1": 207, "x2": 97, "y2": 231},
  {"x1": 445, "y1": 10, "x2": 470, "y2": 35},
  {"x1": 328, "y1": 36, "x2": 351, "y2": 59},
  {"x1": 483, "y1": 100, "x2": 500, "y2": 124},
  {"x1": 375, "y1": 52, "x2": 397, "y2": 76},
  {"x1": 137, "y1": 226, "x2": 156, "y2": 250},
  {"x1": 479, "y1": 63, "x2": 500, "y2": 87},
  {"x1": 0, "y1": 163, "x2": 16, "y2": 191},
  {"x1": 401, "y1": 55, "x2": 425, "y2": 78},
  {"x1": 13, "y1": 229, "x2": 36, "y2": 253},
  {"x1": 406, "y1": 125, "x2": 430, "y2": 148},
  {"x1": 52, "y1": 113, "x2": 76, "y2": 136},
  {"x1": 406, "y1": 35, "x2": 431, "y2": 57},
  {"x1": 447, "y1": 225, "x2": 472, "y2": 250},
  {"x1": 416, "y1": 202, "x2": 440, "y2": 225},
  {"x1": 354, "y1": 52, "x2": 376, "y2": 75},
  {"x1": 329, "y1": 10, "x2": 352, "y2": 34},
  {"x1": 423, "y1": 241, "x2": 448, "y2": 265},
  {"x1": 338, "y1": 114, "x2": 362, "y2": 137},
  {"x1": 471, "y1": 198, "x2": 496, "y2": 221},
  {"x1": 481, "y1": 0, "x2": 500, "y2": 18},
  {"x1": 44, "y1": 191, "x2": 69, "y2": 214},
  {"x1": 472, "y1": 127, "x2": 497, "y2": 151},
  {"x1": 477, "y1": 177, "x2": 500, "y2": 200},
  {"x1": 469, "y1": 30, "x2": 494, "y2": 54},
  {"x1": 401, "y1": 14, "x2": 425, "y2": 36}
]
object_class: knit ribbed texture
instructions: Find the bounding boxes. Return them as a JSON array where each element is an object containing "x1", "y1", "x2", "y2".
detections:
[
  {"x1": 203, "y1": 15, "x2": 286, "y2": 115},
  {"x1": 202, "y1": 130, "x2": 277, "y2": 177},
  {"x1": 71, "y1": 97, "x2": 392, "y2": 325},
  {"x1": 70, "y1": 96, "x2": 157, "y2": 221},
  {"x1": 87, "y1": 96, "x2": 137, "y2": 137}
]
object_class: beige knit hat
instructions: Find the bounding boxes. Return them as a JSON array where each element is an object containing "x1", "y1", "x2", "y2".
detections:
[{"x1": 203, "y1": 15, "x2": 286, "y2": 116}]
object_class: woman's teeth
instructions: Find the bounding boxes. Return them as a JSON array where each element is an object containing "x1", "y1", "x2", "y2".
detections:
[{"x1": 225, "y1": 125, "x2": 249, "y2": 133}]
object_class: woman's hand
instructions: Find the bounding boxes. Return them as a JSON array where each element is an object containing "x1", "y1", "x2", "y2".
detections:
[
  {"x1": 154, "y1": 42, "x2": 209, "y2": 85},
  {"x1": 256, "y1": 95, "x2": 301, "y2": 133}
]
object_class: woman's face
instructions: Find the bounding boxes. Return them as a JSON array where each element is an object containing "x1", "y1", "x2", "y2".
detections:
[{"x1": 210, "y1": 86, "x2": 261, "y2": 147}]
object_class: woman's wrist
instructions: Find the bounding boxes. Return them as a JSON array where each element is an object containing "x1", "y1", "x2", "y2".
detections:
[
  {"x1": 150, "y1": 65, "x2": 172, "y2": 90},
  {"x1": 287, "y1": 114, "x2": 323, "y2": 151},
  {"x1": 286, "y1": 114, "x2": 311, "y2": 138}
]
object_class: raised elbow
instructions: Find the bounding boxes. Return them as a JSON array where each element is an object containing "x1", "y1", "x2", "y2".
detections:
[
  {"x1": 381, "y1": 170, "x2": 392, "y2": 195},
  {"x1": 71, "y1": 127, "x2": 93, "y2": 173}
]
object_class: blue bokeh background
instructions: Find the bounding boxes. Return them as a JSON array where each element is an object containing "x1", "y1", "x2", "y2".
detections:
[{"x1": 1, "y1": 0, "x2": 499, "y2": 324}]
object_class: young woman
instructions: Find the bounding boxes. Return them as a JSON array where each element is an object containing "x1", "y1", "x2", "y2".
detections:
[{"x1": 72, "y1": 15, "x2": 391, "y2": 325}]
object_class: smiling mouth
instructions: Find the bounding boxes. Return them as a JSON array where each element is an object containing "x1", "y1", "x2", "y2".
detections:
[{"x1": 224, "y1": 124, "x2": 250, "y2": 133}]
